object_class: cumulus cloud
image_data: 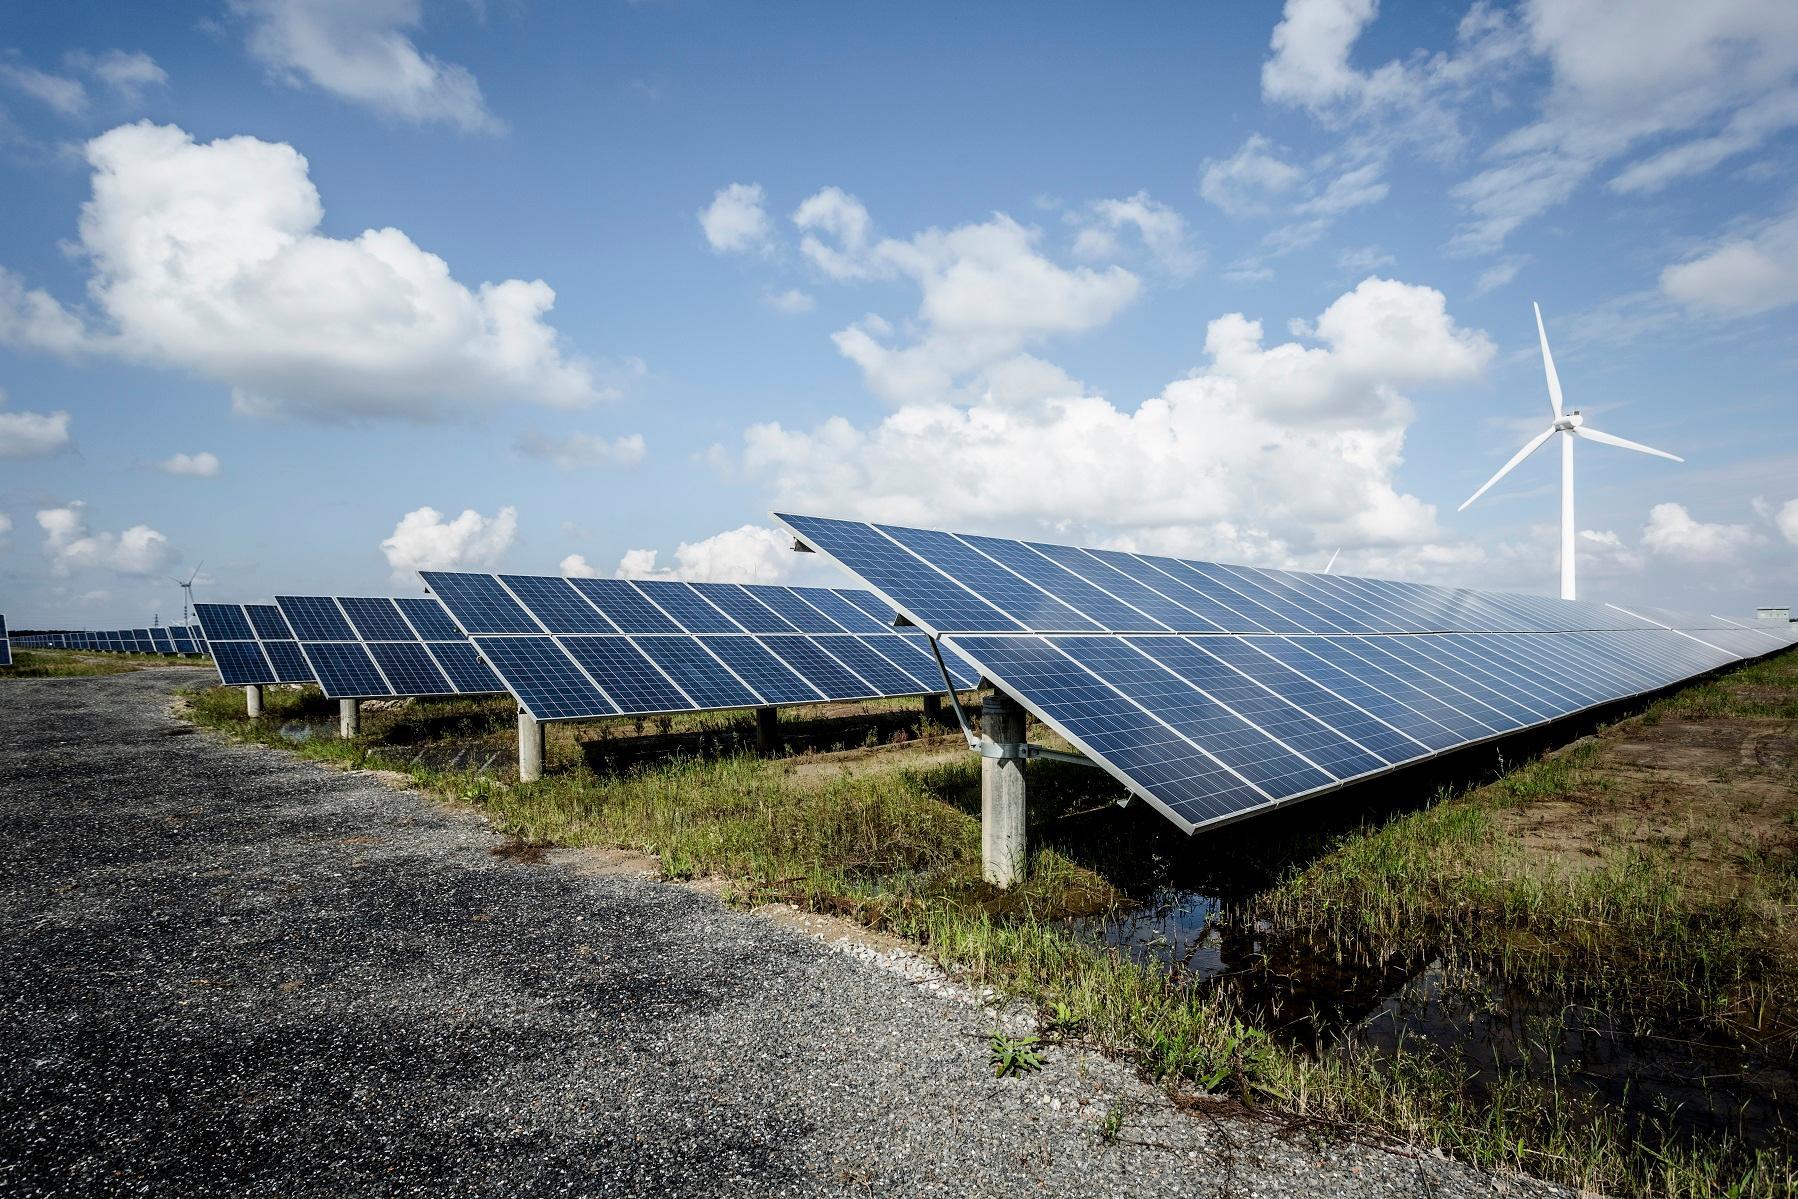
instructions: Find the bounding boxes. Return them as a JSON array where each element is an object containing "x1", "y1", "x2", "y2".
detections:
[
  {"x1": 790, "y1": 188, "x2": 1140, "y2": 406},
  {"x1": 617, "y1": 524, "x2": 794, "y2": 584},
  {"x1": 1199, "y1": 136, "x2": 1305, "y2": 216},
  {"x1": 1776, "y1": 498, "x2": 1798, "y2": 546},
  {"x1": 559, "y1": 553, "x2": 599, "y2": 578},
  {"x1": 1640, "y1": 502, "x2": 1759, "y2": 561},
  {"x1": 232, "y1": 0, "x2": 498, "y2": 132},
  {"x1": 157, "y1": 451, "x2": 221, "y2": 477},
  {"x1": 699, "y1": 182, "x2": 772, "y2": 253},
  {"x1": 380, "y1": 505, "x2": 517, "y2": 581},
  {"x1": 743, "y1": 278, "x2": 1492, "y2": 565},
  {"x1": 763, "y1": 287, "x2": 815, "y2": 315},
  {"x1": 68, "y1": 50, "x2": 168, "y2": 104},
  {"x1": 0, "y1": 122, "x2": 609, "y2": 420},
  {"x1": 0, "y1": 390, "x2": 73, "y2": 458},
  {"x1": 37, "y1": 501, "x2": 176, "y2": 576},
  {"x1": 1070, "y1": 192, "x2": 1202, "y2": 277},
  {"x1": 1660, "y1": 207, "x2": 1798, "y2": 315},
  {"x1": 513, "y1": 430, "x2": 646, "y2": 470}
]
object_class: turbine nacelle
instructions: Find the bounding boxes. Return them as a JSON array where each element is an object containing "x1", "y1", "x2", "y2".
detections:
[{"x1": 1553, "y1": 410, "x2": 1584, "y2": 432}]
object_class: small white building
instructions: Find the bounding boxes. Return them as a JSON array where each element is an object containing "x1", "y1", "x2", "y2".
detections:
[{"x1": 1758, "y1": 606, "x2": 1792, "y2": 623}]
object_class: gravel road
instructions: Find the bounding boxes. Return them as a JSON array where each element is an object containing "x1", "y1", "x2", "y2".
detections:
[{"x1": 0, "y1": 670, "x2": 1566, "y2": 1198}]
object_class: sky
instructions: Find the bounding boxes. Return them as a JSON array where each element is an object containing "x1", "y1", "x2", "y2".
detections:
[{"x1": 1, "y1": 0, "x2": 1795, "y2": 629}]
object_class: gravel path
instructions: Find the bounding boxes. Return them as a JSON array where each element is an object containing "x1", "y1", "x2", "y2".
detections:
[{"x1": 0, "y1": 670, "x2": 1566, "y2": 1198}]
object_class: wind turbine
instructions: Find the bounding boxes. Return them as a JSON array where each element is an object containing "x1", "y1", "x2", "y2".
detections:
[
  {"x1": 168, "y1": 561, "x2": 202, "y2": 626},
  {"x1": 1458, "y1": 303, "x2": 1682, "y2": 601}
]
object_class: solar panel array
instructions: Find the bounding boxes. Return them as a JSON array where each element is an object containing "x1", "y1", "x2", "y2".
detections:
[
  {"x1": 273, "y1": 595, "x2": 504, "y2": 699},
  {"x1": 194, "y1": 603, "x2": 317, "y2": 687},
  {"x1": 420, "y1": 572, "x2": 981, "y2": 722},
  {"x1": 777, "y1": 513, "x2": 1798, "y2": 834},
  {"x1": 0, "y1": 615, "x2": 9, "y2": 667},
  {"x1": 12, "y1": 625, "x2": 206, "y2": 656}
]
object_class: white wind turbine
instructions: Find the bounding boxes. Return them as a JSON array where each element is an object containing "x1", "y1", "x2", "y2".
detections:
[
  {"x1": 169, "y1": 560, "x2": 202, "y2": 626},
  {"x1": 1458, "y1": 304, "x2": 1682, "y2": 601}
]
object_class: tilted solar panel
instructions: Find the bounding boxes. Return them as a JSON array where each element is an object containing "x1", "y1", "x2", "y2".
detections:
[
  {"x1": 777, "y1": 513, "x2": 1798, "y2": 835},
  {"x1": 0, "y1": 615, "x2": 10, "y2": 667},
  {"x1": 420, "y1": 572, "x2": 980, "y2": 722},
  {"x1": 272, "y1": 595, "x2": 502, "y2": 700},
  {"x1": 195, "y1": 603, "x2": 317, "y2": 686}
]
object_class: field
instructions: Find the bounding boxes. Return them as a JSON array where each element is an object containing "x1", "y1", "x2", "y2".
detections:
[
  {"x1": 1, "y1": 649, "x2": 209, "y2": 678},
  {"x1": 175, "y1": 647, "x2": 1798, "y2": 1197}
]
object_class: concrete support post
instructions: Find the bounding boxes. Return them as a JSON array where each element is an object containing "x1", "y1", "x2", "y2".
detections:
[
  {"x1": 979, "y1": 692, "x2": 1028, "y2": 888},
  {"x1": 339, "y1": 699, "x2": 360, "y2": 739},
  {"x1": 922, "y1": 693, "x2": 945, "y2": 724},
  {"x1": 754, "y1": 706, "x2": 780, "y2": 754},
  {"x1": 244, "y1": 684, "x2": 263, "y2": 718},
  {"x1": 518, "y1": 709, "x2": 544, "y2": 782}
]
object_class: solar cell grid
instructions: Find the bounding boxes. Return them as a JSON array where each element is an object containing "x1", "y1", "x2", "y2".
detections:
[
  {"x1": 560, "y1": 636, "x2": 693, "y2": 713},
  {"x1": 633, "y1": 581, "x2": 743, "y2": 633},
  {"x1": 690, "y1": 583, "x2": 800, "y2": 633},
  {"x1": 501, "y1": 575, "x2": 616, "y2": 634},
  {"x1": 395, "y1": 597, "x2": 466, "y2": 641},
  {"x1": 566, "y1": 578, "x2": 681, "y2": 634},
  {"x1": 339, "y1": 596, "x2": 416, "y2": 641},
  {"x1": 281, "y1": 596, "x2": 356, "y2": 640}
]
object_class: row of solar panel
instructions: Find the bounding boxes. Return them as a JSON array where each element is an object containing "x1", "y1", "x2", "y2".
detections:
[
  {"x1": 0, "y1": 615, "x2": 9, "y2": 667},
  {"x1": 776, "y1": 514, "x2": 1757, "y2": 638},
  {"x1": 10, "y1": 626, "x2": 207, "y2": 655}
]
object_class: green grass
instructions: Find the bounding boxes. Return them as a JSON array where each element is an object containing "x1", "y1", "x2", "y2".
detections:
[
  {"x1": 1, "y1": 648, "x2": 208, "y2": 677},
  {"x1": 174, "y1": 651, "x2": 1798, "y2": 1199}
]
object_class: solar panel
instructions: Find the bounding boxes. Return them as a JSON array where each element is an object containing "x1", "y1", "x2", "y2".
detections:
[
  {"x1": 0, "y1": 615, "x2": 10, "y2": 667},
  {"x1": 195, "y1": 603, "x2": 317, "y2": 686},
  {"x1": 273, "y1": 595, "x2": 504, "y2": 700},
  {"x1": 421, "y1": 572, "x2": 980, "y2": 722},
  {"x1": 778, "y1": 513, "x2": 1798, "y2": 834}
]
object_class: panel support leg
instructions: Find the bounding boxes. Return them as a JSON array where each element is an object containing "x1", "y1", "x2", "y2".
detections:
[
  {"x1": 244, "y1": 685, "x2": 263, "y2": 719},
  {"x1": 980, "y1": 693, "x2": 1028, "y2": 888},
  {"x1": 754, "y1": 706, "x2": 780, "y2": 754},
  {"x1": 922, "y1": 693, "x2": 945, "y2": 725},
  {"x1": 518, "y1": 709, "x2": 544, "y2": 782},
  {"x1": 339, "y1": 699, "x2": 360, "y2": 739}
]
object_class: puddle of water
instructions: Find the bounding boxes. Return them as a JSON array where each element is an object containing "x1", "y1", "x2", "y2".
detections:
[
  {"x1": 276, "y1": 721, "x2": 316, "y2": 744},
  {"x1": 1078, "y1": 888, "x2": 1795, "y2": 1155}
]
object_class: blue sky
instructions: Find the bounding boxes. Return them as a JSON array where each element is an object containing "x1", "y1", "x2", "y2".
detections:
[{"x1": 2, "y1": 0, "x2": 1795, "y2": 629}]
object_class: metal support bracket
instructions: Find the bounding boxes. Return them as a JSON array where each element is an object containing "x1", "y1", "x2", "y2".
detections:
[{"x1": 928, "y1": 635, "x2": 1103, "y2": 771}]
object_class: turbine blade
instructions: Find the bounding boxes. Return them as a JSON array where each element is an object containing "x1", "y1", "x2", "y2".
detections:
[
  {"x1": 1534, "y1": 301, "x2": 1564, "y2": 420},
  {"x1": 1458, "y1": 426, "x2": 1557, "y2": 511},
  {"x1": 1324, "y1": 547, "x2": 1341, "y2": 574},
  {"x1": 1572, "y1": 425, "x2": 1684, "y2": 462}
]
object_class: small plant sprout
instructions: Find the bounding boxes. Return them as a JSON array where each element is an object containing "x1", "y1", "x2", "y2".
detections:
[{"x1": 988, "y1": 1031, "x2": 1044, "y2": 1078}]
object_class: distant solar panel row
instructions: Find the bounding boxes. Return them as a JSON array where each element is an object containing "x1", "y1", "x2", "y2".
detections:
[
  {"x1": 11, "y1": 626, "x2": 206, "y2": 656},
  {"x1": 272, "y1": 595, "x2": 503, "y2": 699},
  {"x1": 421, "y1": 573, "x2": 980, "y2": 722},
  {"x1": 777, "y1": 514, "x2": 1798, "y2": 834}
]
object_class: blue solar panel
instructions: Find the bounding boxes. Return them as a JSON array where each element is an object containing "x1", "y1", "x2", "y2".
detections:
[
  {"x1": 501, "y1": 575, "x2": 616, "y2": 634},
  {"x1": 760, "y1": 635, "x2": 879, "y2": 699},
  {"x1": 421, "y1": 572, "x2": 541, "y2": 634},
  {"x1": 560, "y1": 636, "x2": 694, "y2": 713},
  {"x1": 820, "y1": 636, "x2": 935, "y2": 695},
  {"x1": 210, "y1": 640, "x2": 273, "y2": 686},
  {"x1": 1025, "y1": 542, "x2": 1218, "y2": 633},
  {"x1": 149, "y1": 627, "x2": 174, "y2": 653},
  {"x1": 792, "y1": 587, "x2": 889, "y2": 633},
  {"x1": 426, "y1": 642, "x2": 504, "y2": 693},
  {"x1": 701, "y1": 637, "x2": 824, "y2": 704},
  {"x1": 366, "y1": 642, "x2": 453, "y2": 695},
  {"x1": 280, "y1": 596, "x2": 356, "y2": 641},
  {"x1": 305, "y1": 642, "x2": 390, "y2": 697},
  {"x1": 634, "y1": 637, "x2": 764, "y2": 709},
  {"x1": 837, "y1": 588, "x2": 905, "y2": 628},
  {"x1": 689, "y1": 583, "x2": 799, "y2": 633},
  {"x1": 633, "y1": 581, "x2": 743, "y2": 633},
  {"x1": 883, "y1": 525, "x2": 1100, "y2": 632},
  {"x1": 750, "y1": 587, "x2": 848, "y2": 633},
  {"x1": 395, "y1": 597, "x2": 465, "y2": 641},
  {"x1": 782, "y1": 515, "x2": 1020, "y2": 634},
  {"x1": 472, "y1": 635, "x2": 617, "y2": 720},
  {"x1": 261, "y1": 639, "x2": 314, "y2": 684},
  {"x1": 338, "y1": 597, "x2": 416, "y2": 641},
  {"x1": 566, "y1": 578, "x2": 682, "y2": 634},
  {"x1": 245, "y1": 606, "x2": 291, "y2": 640}
]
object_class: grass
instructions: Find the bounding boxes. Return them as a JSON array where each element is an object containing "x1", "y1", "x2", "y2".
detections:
[
  {"x1": 1, "y1": 648, "x2": 208, "y2": 677},
  {"x1": 174, "y1": 648, "x2": 1798, "y2": 1198}
]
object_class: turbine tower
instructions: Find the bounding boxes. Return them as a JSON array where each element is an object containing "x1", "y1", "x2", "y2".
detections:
[
  {"x1": 169, "y1": 561, "x2": 202, "y2": 626},
  {"x1": 1458, "y1": 304, "x2": 1682, "y2": 601}
]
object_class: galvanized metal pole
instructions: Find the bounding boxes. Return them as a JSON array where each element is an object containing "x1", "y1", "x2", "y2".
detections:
[
  {"x1": 980, "y1": 693, "x2": 1027, "y2": 887},
  {"x1": 518, "y1": 709, "x2": 544, "y2": 782}
]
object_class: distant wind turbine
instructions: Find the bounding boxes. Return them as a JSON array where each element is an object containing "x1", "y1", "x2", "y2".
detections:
[
  {"x1": 1458, "y1": 303, "x2": 1682, "y2": 601},
  {"x1": 169, "y1": 560, "x2": 202, "y2": 626}
]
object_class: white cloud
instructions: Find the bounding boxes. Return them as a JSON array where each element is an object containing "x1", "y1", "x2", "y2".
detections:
[
  {"x1": 0, "y1": 122, "x2": 608, "y2": 420},
  {"x1": 763, "y1": 287, "x2": 815, "y2": 314},
  {"x1": 68, "y1": 50, "x2": 168, "y2": 105},
  {"x1": 157, "y1": 451, "x2": 221, "y2": 477},
  {"x1": 1473, "y1": 257, "x2": 1525, "y2": 296},
  {"x1": 617, "y1": 524, "x2": 794, "y2": 584},
  {"x1": 0, "y1": 390, "x2": 73, "y2": 458},
  {"x1": 513, "y1": 430, "x2": 646, "y2": 470},
  {"x1": 380, "y1": 505, "x2": 517, "y2": 581},
  {"x1": 1295, "y1": 163, "x2": 1388, "y2": 215},
  {"x1": 699, "y1": 182, "x2": 772, "y2": 253},
  {"x1": 559, "y1": 553, "x2": 599, "y2": 578},
  {"x1": 1070, "y1": 191, "x2": 1202, "y2": 277},
  {"x1": 1337, "y1": 245, "x2": 1395, "y2": 272},
  {"x1": 1199, "y1": 136, "x2": 1305, "y2": 216},
  {"x1": 1660, "y1": 207, "x2": 1798, "y2": 315},
  {"x1": 0, "y1": 513, "x2": 11, "y2": 548},
  {"x1": 36, "y1": 501, "x2": 176, "y2": 576},
  {"x1": 1260, "y1": 0, "x2": 1380, "y2": 112},
  {"x1": 0, "y1": 61, "x2": 87, "y2": 116},
  {"x1": 743, "y1": 278, "x2": 1492, "y2": 565},
  {"x1": 232, "y1": 0, "x2": 499, "y2": 132},
  {"x1": 791, "y1": 188, "x2": 1141, "y2": 406},
  {"x1": 1776, "y1": 498, "x2": 1798, "y2": 546},
  {"x1": 1641, "y1": 502, "x2": 1759, "y2": 561}
]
